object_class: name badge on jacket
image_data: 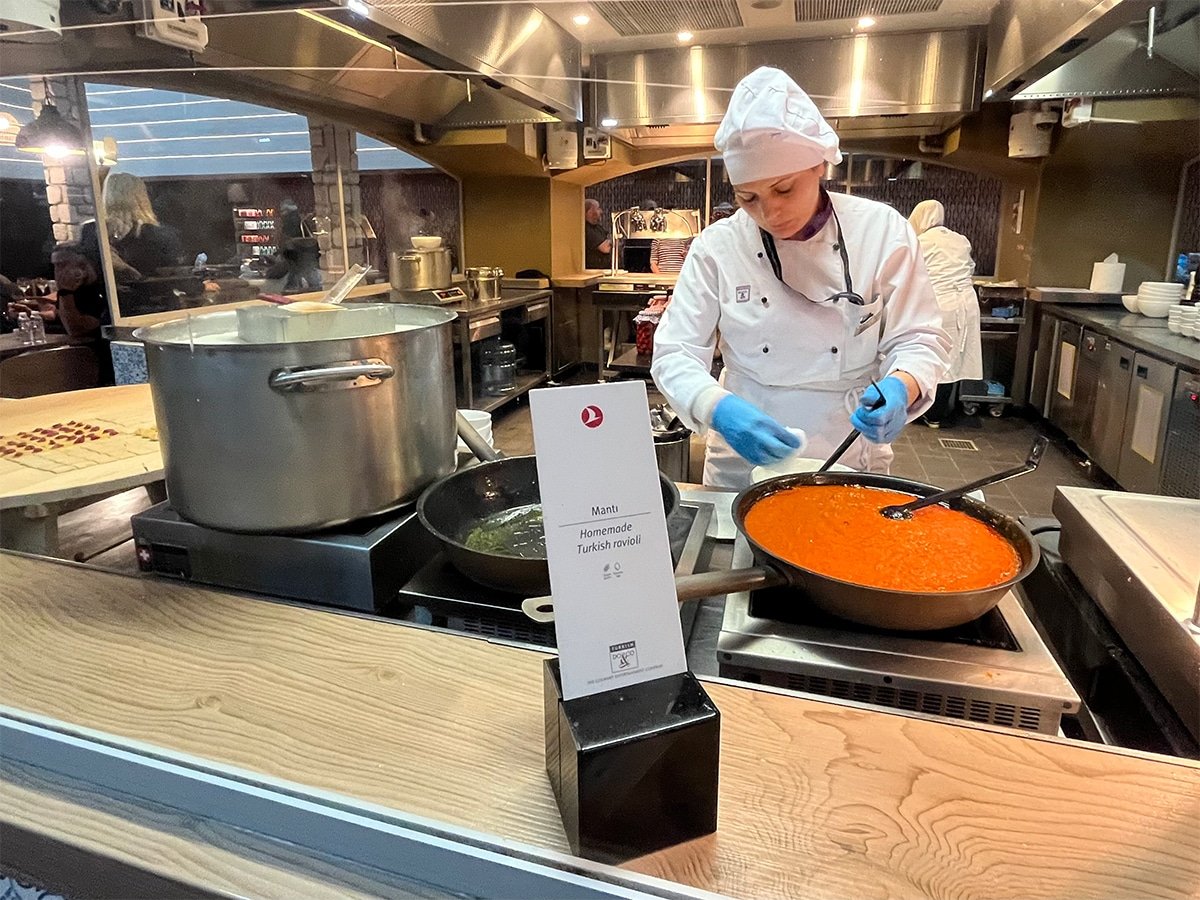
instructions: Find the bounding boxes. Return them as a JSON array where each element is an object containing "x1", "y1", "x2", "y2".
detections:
[{"x1": 735, "y1": 285, "x2": 751, "y2": 303}]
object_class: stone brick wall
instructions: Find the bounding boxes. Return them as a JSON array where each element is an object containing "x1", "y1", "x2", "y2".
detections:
[
  {"x1": 307, "y1": 118, "x2": 364, "y2": 276},
  {"x1": 29, "y1": 77, "x2": 95, "y2": 244}
]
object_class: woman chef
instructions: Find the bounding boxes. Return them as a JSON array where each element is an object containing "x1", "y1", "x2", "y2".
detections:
[
  {"x1": 908, "y1": 199, "x2": 984, "y2": 427},
  {"x1": 651, "y1": 68, "x2": 950, "y2": 488}
]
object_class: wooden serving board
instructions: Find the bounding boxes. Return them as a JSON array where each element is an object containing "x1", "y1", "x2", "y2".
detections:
[{"x1": 0, "y1": 385, "x2": 163, "y2": 509}]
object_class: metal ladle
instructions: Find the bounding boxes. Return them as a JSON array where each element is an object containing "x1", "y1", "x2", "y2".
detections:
[{"x1": 879, "y1": 436, "x2": 1049, "y2": 521}]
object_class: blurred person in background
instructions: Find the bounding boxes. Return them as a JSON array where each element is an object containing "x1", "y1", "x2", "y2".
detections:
[
  {"x1": 584, "y1": 199, "x2": 613, "y2": 269},
  {"x1": 84, "y1": 172, "x2": 183, "y2": 279},
  {"x1": 908, "y1": 200, "x2": 983, "y2": 428},
  {"x1": 650, "y1": 236, "x2": 693, "y2": 274}
]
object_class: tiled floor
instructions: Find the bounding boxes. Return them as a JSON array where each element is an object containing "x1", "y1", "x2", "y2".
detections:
[{"x1": 50, "y1": 385, "x2": 1105, "y2": 575}]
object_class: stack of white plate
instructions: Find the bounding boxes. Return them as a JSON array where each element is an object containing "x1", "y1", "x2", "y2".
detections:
[
  {"x1": 1136, "y1": 281, "x2": 1184, "y2": 318},
  {"x1": 1169, "y1": 304, "x2": 1199, "y2": 339}
]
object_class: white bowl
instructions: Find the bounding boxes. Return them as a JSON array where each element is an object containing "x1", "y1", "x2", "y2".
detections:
[
  {"x1": 1182, "y1": 323, "x2": 1197, "y2": 338},
  {"x1": 1137, "y1": 298, "x2": 1177, "y2": 317},
  {"x1": 751, "y1": 456, "x2": 854, "y2": 482},
  {"x1": 411, "y1": 235, "x2": 444, "y2": 250},
  {"x1": 1138, "y1": 286, "x2": 1184, "y2": 300},
  {"x1": 1168, "y1": 320, "x2": 1182, "y2": 333},
  {"x1": 1139, "y1": 281, "x2": 1185, "y2": 291},
  {"x1": 455, "y1": 408, "x2": 493, "y2": 453},
  {"x1": 1121, "y1": 294, "x2": 1140, "y2": 312}
]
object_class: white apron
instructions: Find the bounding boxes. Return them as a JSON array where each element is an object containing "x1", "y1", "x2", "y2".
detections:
[
  {"x1": 918, "y1": 227, "x2": 983, "y2": 383},
  {"x1": 934, "y1": 283, "x2": 984, "y2": 382}
]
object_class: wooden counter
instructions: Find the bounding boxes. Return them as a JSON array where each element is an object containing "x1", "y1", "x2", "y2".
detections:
[{"x1": 1, "y1": 553, "x2": 1198, "y2": 899}]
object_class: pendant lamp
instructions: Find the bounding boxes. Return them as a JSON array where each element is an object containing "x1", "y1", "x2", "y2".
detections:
[{"x1": 15, "y1": 104, "x2": 85, "y2": 157}]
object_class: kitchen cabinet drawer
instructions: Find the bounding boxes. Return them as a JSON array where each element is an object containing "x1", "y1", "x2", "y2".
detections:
[
  {"x1": 467, "y1": 315, "x2": 502, "y2": 343},
  {"x1": 510, "y1": 300, "x2": 550, "y2": 323},
  {"x1": 1161, "y1": 370, "x2": 1200, "y2": 499},
  {"x1": 1089, "y1": 336, "x2": 1134, "y2": 477},
  {"x1": 1116, "y1": 353, "x2": 1176, "y2": 494},
  {"x1": 1048, "y1": 321, "x2": 1082, "y2": 434}
]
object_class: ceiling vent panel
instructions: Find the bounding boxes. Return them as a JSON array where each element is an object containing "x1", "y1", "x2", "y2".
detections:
[
  {"x1": 794, "y1": 0, "x2": 942, "y2": 22},
  {"x1": 596, "y1": 0, "x2": 743, "y2": 38}
]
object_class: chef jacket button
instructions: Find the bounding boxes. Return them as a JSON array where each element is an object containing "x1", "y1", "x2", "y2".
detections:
[
  {"x1": 831, "y1": 346, "x2": 839, "y2": 354},
  {"x1": 833, "y1": 243, "x2": 841, "y2": 251},
  {"x1": 757, "y1": 252, "x2": 764, "y2": 259},
  {"x1": 762, "y1": 346, "x2": 770, "y2": 354},
  {"x1": 761, "y1": 297, "x2": 768, "y2": 306}
]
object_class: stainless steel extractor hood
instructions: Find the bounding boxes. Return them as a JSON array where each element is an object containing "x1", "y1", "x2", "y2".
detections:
[
  {"x1": 0, "y1": 0, "x2": 582, "y2": 130},
  {"x1": 1013, "y1": 2, "x2": 1200, "y2": 100},
  {"x1": 983, "y1": 0, "x2": 1146, "y2": 100},
  {"x1": 591, "y1": 28, "x2": 985, "y2": 143}
]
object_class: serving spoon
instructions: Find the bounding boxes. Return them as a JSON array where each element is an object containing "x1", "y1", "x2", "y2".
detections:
[{"x1": 879, "y1": 435, "x2": 1049, "y2": 521}]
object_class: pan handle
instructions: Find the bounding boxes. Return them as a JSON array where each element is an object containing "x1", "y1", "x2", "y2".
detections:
[
  {"x1": 456, "y1": 410, "x2": 502, "y2": 463},
  {"x1": 520, "y1": 566, "x2": 785, "y2": 624}
]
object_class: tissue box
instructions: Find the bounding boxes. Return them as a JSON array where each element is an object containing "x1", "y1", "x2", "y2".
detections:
[{"x1": 1089, "y1": 260, "x2": 1125, "y2": 293}]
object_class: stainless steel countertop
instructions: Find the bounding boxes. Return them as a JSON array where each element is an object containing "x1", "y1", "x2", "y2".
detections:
[
  {"x1": 1043, "y1": 306, "x2": 1200, "y2": 371},
  {"x1": 1053, "y1": 486, "x2": 1200, "y2": 742}
]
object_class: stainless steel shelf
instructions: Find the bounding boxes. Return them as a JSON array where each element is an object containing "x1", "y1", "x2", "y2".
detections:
[{"x1": 474, "y1": 371, "x2": 548, "y2": 413}]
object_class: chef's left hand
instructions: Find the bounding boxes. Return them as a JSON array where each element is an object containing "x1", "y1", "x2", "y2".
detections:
[{"x1": 850, "y1": 376, "x2": 911, "y2": 444}]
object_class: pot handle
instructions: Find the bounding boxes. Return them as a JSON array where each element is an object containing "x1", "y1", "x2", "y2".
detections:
[
  {"x1": 269, "y1": 358, "x2": 394, "y2": 392},
  {"x1": 520, "y1": 566, "x2": 784, "y2": 624}
]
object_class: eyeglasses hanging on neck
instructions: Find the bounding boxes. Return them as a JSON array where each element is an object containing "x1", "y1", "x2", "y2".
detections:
[{"x1": 758, "y1": 206, "x2": 867, "y2": 306}]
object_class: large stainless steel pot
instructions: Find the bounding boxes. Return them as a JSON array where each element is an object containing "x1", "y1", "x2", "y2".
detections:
[
  {"x1": 134, "y1": 304, "x2": 457, "y2": 533},
  {"x1": 390, "y1": 249, "x2": 452, "y2": 292}
]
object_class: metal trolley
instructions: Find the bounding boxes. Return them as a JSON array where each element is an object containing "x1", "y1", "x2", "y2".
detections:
[{"x1": 960, "y1": 284, "x2": 1025, "y2": 418}]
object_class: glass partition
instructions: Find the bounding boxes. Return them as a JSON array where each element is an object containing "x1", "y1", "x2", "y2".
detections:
[
  {"x1": 0, "y1": 77, "x2": 101, "y2": 343},
  {"x1": 83, "y1": 82, "x2": 322, "y2": 318}
]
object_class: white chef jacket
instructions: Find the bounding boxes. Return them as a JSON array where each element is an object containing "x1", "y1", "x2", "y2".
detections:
[
  {"x1": 651, "y1": 193, "x2": 950, "y2": 488},
  {"x1": 917, "y1": 226, "x2": 984, "y2": 383}
]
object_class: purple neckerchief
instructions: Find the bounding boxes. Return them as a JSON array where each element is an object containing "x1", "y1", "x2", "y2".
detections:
[{"x1": 787, "y1": 189, "x2": 832, "y2": 241}]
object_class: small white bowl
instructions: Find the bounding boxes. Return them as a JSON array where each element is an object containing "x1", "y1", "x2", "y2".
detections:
[
  {"x1": 1168, "y1": 320, "x2": 1182, "y2": 333},
  {"x1": 1138, "y1": 299, "x2": 1177, "y2": 318},
  {"x1": 411, "y1": 235, "x2": 443, "y2": 250},
  {"x1": 1182, "y1": 323, "x2": 1198, "y2": 338},
  {"x1": 1121, "y1": 294, "x2": 1140, "y2": 312},
  {"x1": 1139, "y1": 281, "x2": 1186, "y2": 292}
]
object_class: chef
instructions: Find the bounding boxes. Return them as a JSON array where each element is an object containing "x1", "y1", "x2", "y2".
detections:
[
  {"x1": 651, "y1": 67, "x2": 950, "y2": 487},
  {"x1": 908, "y1": 199, "x2": 984, "y2": 428}
]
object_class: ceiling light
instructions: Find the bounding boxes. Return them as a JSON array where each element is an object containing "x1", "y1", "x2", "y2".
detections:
[
  {"x1": 14, "y1": 104, "x2": 85, "y2": 156},
  {"x1": 258, "y1": 137, "x2": 271, "y2": 143},
  {"x1": 0, "y1": 113, "x2": 15, "y2": 131},
  {"x1": 347, "y1": 0, "x2": 369, "y2": 15},
  {"x1": 983, "y1": 89, "x2": 994, "y2": 99},
  {"x1": 600, "y1": 117, "x2": 618, "y2": 128},
  {"x1": 857, "y1": 16, "x2": 875, "y2": 28},
  {"x1": 572, "y1": 14, "x2": 590, "y2": 26},
  {"x1": 676, "y1": 30, "x2": 693, "y2": 43}
]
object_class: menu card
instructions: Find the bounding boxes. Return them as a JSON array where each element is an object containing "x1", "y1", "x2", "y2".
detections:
[{"x1": 530, "y1": 382, "x2": 687, "y2": 701}]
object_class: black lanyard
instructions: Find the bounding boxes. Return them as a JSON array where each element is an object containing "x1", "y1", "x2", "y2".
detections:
[{"x1": 759, "y1": 205, "x2": 866, "y2": 306}]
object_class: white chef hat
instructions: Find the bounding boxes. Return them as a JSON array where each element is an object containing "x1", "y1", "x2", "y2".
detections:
[
  {"x1": 908, "y1": 199, "x2": 945, "y2": 235},
  {"x1": 715, "y1": 67, "x2": 842, "y2": 185}
]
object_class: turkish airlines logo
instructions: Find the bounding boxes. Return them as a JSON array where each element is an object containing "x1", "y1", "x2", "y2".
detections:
[{"x1": 581, "y1": 405, "x2": 604, "y2": 428}]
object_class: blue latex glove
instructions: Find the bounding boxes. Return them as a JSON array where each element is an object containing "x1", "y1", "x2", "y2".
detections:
[
  {"x1": 711, "y1": 395, "x2": 801, "y2": 465},
  {"x1": 850, "y1": 376, "x2": 911, "y2": 444}
]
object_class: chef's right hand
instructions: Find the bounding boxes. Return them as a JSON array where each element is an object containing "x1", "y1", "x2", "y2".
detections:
[{"x1": 710, "y1": 395, "x2": 801, "y2": 465}]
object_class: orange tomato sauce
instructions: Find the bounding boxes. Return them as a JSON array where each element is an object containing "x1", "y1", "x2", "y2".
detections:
[{"x1": 743, "y1": 484, "x2": 1021, "y2": 592}]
